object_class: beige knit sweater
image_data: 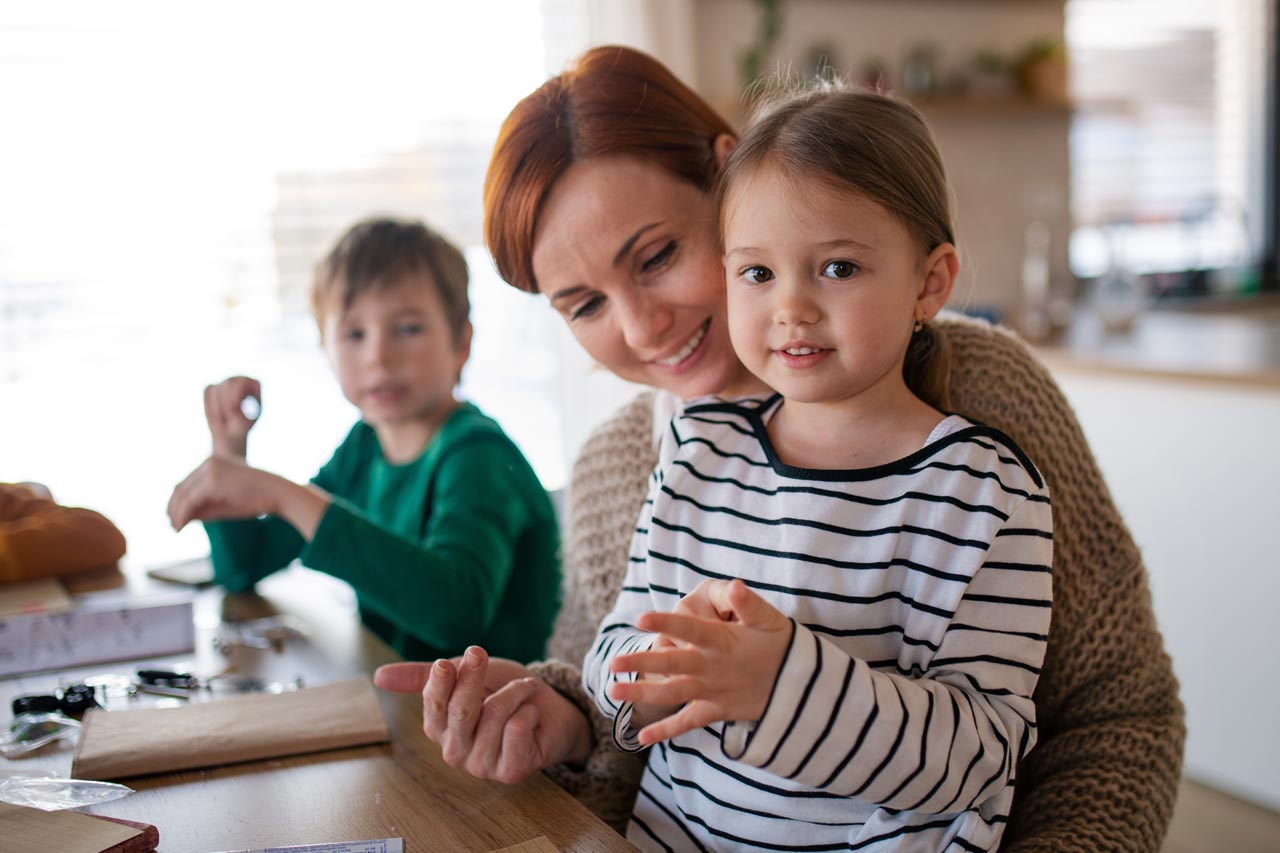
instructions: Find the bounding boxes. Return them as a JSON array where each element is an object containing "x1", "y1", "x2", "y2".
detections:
[{"x1": 530, "y1": 314, "x2": 1185, "y2": 851}]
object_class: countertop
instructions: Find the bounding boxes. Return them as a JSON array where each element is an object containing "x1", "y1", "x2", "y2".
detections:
[{"x1": 1032, "y1": 300, "x2": 1280, "y2": 389}]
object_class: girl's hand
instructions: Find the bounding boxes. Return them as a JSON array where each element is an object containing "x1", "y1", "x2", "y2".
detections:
[
  {"x1": 374, "y1": 648, "x2": 593, "y2": 783},
  {"x1": 167, "y1": 455, "x2": 279, "y2": 530},
  {"x1": 205, "y1": 376, "x2": 261, "y2": 459},
  {"x1": 609, "y1": 579, "x2": 792, "y2": 746}
]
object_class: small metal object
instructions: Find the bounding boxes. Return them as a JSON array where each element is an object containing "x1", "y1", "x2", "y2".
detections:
[
  {"x1": 136, "y1": 669, "x2": 198, "y2": 690},
  {"x1": 12, "y1": 694, "x2": 61, "y2": 716}
]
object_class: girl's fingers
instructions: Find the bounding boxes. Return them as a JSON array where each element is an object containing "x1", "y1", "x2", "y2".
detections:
[
  {"x1": 609, "y1": 674, "x2": 700, "y2": 707},
  {"x1": 611, "y1": 646, "x2": 702, "y2": 677},
  {"x1": 634, "y1": 611, "x2": 724, "y2": 647},
  {"x1": 720, "y1": 579, "x2": 778, "y2": 627},
  {"x1": 638, "y1": 701, "x2": 720, "y2": 746}
]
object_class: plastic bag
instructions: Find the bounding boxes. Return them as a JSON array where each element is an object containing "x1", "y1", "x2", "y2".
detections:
[
  {"x1": 0, "y1": 712, "x2": 81, "y2": 758},
  {"x1": 0, "y1": 774, "x2": 134, "y2": 811}
]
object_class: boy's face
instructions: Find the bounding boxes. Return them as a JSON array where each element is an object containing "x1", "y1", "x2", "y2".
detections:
[{"x1": 321, "y1": 275, "x2": 469, "y2": 438}]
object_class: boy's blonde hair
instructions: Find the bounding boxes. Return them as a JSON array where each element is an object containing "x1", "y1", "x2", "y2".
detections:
[
  {"x1": 312, "y1": 217, "x2": 470, "y2": 341},
  {"x1": 719, "y1": 84, "x2": 955, "y2": 411}
]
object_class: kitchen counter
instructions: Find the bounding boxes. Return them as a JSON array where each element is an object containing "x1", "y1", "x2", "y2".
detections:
[{"x1": 1033, "y1": 301, "x2": 1280, "y2": 389}]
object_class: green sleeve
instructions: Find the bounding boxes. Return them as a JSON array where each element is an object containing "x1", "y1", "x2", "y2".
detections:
[
  {"x1": 206, "y1": 516, "x2": 305, "y2": 591},
  {"x1": 206, "y1": 426, "x2": 358, "y2": 592},
  {"x1": 301, "y1": 437, "x2": 530, "y2": 652}
]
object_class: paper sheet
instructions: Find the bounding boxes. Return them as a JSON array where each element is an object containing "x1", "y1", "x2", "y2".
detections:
[
  {"x1": 0, "y1": 577, "x2": 71, "y2": 617},
  {"x1": 73, "y1": 677, "x2": 389, "y2": 780},
  {"x1": 0, "y1": 801, "x2": 142, "y2": 853},
  {"x1": 216, "y1": 840, "x2": 403, "y2": 853}
]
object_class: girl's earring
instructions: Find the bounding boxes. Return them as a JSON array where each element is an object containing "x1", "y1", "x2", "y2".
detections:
[{"x1": 913, "y1": 319, "x2": 923, "y2": 334}]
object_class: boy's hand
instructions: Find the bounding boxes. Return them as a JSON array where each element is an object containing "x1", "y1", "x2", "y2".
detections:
[
  {"x1": 167, "y1": 455, "x2": 279, "y2": 531},
  {"x1": 205, "y1": 376, "x2": 261, "y2": 459},
  {"x1": 610, "y1": 579, "x2": 791, "y2": 746}
]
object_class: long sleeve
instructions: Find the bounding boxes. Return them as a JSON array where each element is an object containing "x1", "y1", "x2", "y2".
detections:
[
  {"x1": 302, "y1": 436, "x2": 546, "y2": 657},
  {"x1": 0, "y1": 485, "x2": 127, "y2": 581},
  {"x1": 721, "y1": 496, "x2": 1052, "y2": 813},
  {"x1": 938, "y1": 314, "x2": 1184, "y2": 852},
  {"x1": 581, "y1": 465, "x2": 665, "y2": 739},
  {"x1": 206, "y1": 515, "x2": 306, "y2": 591},
  {"x1": 531, "y1": 393, "x2": 656, "y2": 832}
]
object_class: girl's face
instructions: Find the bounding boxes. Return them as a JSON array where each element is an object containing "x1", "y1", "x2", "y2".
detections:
[
  {"x1": 722, "y1": 168, "x2": 955, "y2": 409},
  {"x1": 531, "y1": 156, "x2": 760, "y2": 400}
]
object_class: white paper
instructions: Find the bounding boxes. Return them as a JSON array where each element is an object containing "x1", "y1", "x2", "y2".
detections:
[{"x1": 218, "y1": 840, "x2": 404, "y2": 853}]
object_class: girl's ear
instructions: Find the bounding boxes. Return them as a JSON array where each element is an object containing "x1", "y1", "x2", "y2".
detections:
[
  {"x1": 713, "y1": 133, "x2": 737, "y2": 170},
  {"x1": 915, "y1": 243, "x2": 958, "y2": 323}
]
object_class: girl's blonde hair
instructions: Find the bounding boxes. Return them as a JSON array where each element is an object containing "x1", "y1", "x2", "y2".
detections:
[{"x1": 719, "y1": 84, "x2": 955, "y2": 410}]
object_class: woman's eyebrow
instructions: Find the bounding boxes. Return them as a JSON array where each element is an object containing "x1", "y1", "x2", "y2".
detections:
[
  {"x1": 612, "y1": 223, "x2": 660, "y2": 267},
  {"x1": 548, "y1": 222, "x2": 663, "y2": 305}
]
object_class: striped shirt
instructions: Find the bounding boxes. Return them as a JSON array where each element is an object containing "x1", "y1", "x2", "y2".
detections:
[{"x1": 583, "y1": 394, "x2": 1053, "y2": 852}]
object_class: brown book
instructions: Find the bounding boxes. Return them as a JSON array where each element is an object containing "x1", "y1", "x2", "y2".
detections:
[
  {"x1": 93, "y1": 814, "x2": 160, "y2": 852},
  {"x1": 0, "y1": 802, "x2": 157, "y2": 852}
]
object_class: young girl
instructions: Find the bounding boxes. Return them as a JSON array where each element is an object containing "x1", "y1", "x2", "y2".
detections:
[{"x1": 583, "y1": 86, "x2": 1053, "y2": 851}]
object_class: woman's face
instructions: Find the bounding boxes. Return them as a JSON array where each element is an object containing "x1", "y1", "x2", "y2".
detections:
[{"x1": 530, "y1": 156, "x2": 759, "y2": 400}]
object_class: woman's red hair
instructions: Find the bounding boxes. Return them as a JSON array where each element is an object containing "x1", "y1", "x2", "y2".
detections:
[{"x1": 483, "y1": 45, "x2": 734, "y2": 293}]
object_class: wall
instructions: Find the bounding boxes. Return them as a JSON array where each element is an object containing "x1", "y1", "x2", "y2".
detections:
[
  {"x1": 1050, "y1": 366, "x2": 1280, "y2": 810},
  {"x1": 689, "y1": 0, "x2": 1071, "y2": 316}
]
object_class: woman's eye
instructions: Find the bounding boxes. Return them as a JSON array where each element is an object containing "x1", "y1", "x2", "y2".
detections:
[
  {"x1": 343, "y1": 329, "x2": 364, "y2": 342},
  {"x1": 570, "y1": 295, "x2": 604, "y2": 321},
  {"x1": 741, "y1": 265, "x2": 774, "y2": 285},
  {"x1": 641, "y1": 241, "x2": 676, "y2": 272},
  {"x1": 822, "y1": 260, "x2": 859, "y2": 279}
]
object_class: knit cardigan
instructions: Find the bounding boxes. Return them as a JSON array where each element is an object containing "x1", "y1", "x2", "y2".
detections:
[{"x1": 529, "y1": 313, "x2": 1185, "y2": 851}]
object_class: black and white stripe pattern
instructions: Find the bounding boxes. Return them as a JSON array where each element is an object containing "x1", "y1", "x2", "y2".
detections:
[{"x1": 583, "y1": 394, "x2": 1053, "y2": 852}]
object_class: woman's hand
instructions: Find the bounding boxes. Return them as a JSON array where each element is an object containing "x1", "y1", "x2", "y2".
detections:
[
  {"x1": 374, "y1": 647, "x2": 593, "y2": 784},
  {"x1": 205, "y1": 376, "x2": 261, "y2": 459},
  {"x1": 610, "y1": 579, "x2": 792, "y2": 746}
]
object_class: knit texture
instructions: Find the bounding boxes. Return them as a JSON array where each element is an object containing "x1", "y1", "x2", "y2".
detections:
[{"x1": 535, "y1": 313, "x2": 1185, "y2": 849}]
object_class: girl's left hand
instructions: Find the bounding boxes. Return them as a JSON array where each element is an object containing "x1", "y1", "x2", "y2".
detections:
[{"x1": 609, "y1": 579, "x2": 792, "y2": 746}]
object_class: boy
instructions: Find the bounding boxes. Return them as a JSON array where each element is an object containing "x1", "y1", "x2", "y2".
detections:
[{"x1": 168, "y1": 217, "x2": 560, "y2": 663}]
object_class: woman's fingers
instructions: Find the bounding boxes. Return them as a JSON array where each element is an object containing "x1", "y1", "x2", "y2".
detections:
[
  {"x1": 373, "y1": 662, "x2": 434, "y2": 694},
  {"x1": 422, "y1": 659, "x2": 458, "y2": 741},
  {"x1": 466, "y1": 677, "x2": 540, "y2": 781},
  {"x1": 495, "y1": 701, "x2": 541, "y2": 784},
  {"x1": 437, "y1": 647, "x2": 489, "y2": 767}
]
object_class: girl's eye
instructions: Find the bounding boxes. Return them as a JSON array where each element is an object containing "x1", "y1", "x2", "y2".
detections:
[
  {"x1": 741, "y1": 265, "x2": 774, "y2": 285},
  {"x1": 397, "y1": 323, "x2": 423, "y2": 336},
  {"x1": 822, "y1": 260, "x2": 859, "y2": 279},
  {"x1": 641, "y1": 241, "x2": 676, "y2": 272},
  {"x1": 342, "y1": 329, "x2": 365, "y2": 342},
  {"x1": 570, "y1": 295, "x2": 604, "y2": 321}
]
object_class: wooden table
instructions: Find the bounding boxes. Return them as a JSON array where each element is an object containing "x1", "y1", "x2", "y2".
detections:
[{"x1": 0, "y1": 566, "x2": 633, "y2": 852}]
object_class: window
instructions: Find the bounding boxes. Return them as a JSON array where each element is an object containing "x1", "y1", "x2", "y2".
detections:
[
  {"x1": 1065, "y1": 0, "x2": 1277, "y2": 298},
  {"x1": 0, "y1": 1, "x2": 588, "y2": 564}
]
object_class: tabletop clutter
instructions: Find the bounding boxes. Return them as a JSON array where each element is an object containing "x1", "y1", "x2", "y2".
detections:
[{"x1": 0, "y1": 567, "x2": 395, "y2": 853}]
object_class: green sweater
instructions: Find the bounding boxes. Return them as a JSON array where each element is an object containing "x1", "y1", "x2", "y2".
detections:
[{"x1": 206, "y1": 403, "x2": 561, "y2": 663}]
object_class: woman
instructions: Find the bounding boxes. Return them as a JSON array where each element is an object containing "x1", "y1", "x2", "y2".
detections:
[{"x1": 376, "y1": 45, "x2": 1185, "y2": 850}]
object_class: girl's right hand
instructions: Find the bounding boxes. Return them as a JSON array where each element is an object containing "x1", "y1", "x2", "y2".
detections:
[{"x1": 205, "y1": 376, "x2": 261, "y2": 459}]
